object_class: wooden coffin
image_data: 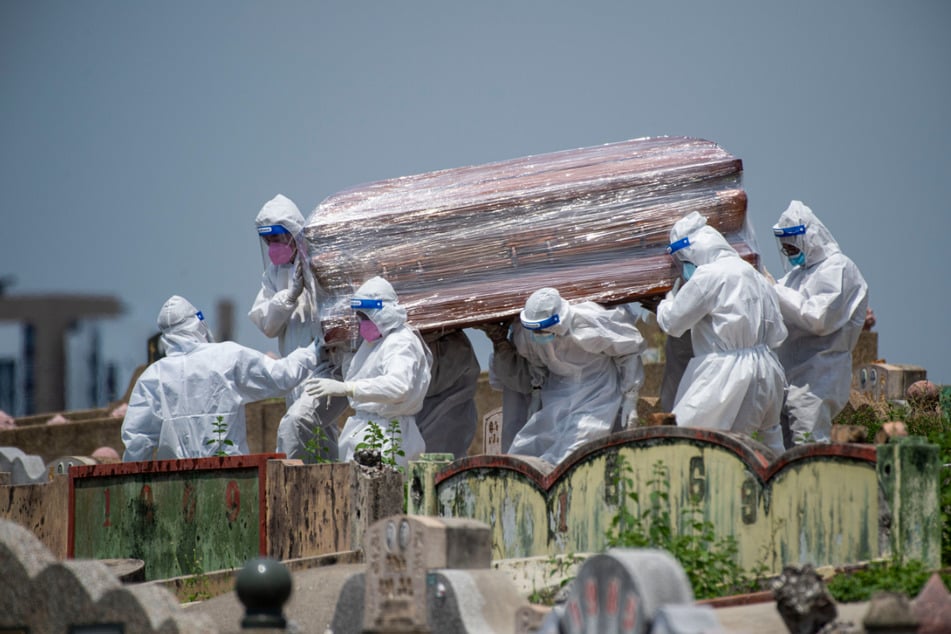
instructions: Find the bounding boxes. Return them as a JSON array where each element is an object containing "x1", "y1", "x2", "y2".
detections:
[{"x1": 303, "y1": 136, "x2": 757, "y2": 333}]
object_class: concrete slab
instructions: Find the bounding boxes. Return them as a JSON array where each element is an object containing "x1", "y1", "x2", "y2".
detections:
[
  {"x1": 186, "y1": 561, "x2": 873, "y2": 634},
  {"x1": 711, "y1": 598, "x2": 870, "y2": 633},
  {"x1": 185, "y1": 562, "x2": 365, "y2": 634}
]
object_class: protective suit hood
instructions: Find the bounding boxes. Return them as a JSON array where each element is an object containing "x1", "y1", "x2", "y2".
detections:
[
  {"x1": 773, "y1": 200, "x2": 840, "y2": 267},
  {"x1": 255, "y1": 194, "x2": 305, "y2": 236},
  {"x1": 520, "y1": 288, "x2": 571, "y2": 335},
  {"x1": 352, "y1": 276, "x2": 407, "y2": 337},
  {"x1": 669, "y1": 211, "x2": 737, "y2": 266},
  {"x1": 157, "y1": 295, "x2": 213, "y2": 355}
]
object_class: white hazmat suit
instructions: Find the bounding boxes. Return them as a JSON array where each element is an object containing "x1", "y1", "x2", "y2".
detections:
[
  {"x1": 122, "y1": 295, "x2": 318, "y2": 461},
  {"x1": 656, "y1": 212, "x2": 787, "y2": 452},
  {"x1": 249, "y1": 194, "x2": 349, "y2": 462},
  {"x1": 505, "y1": 288, "x2": 646, "y2": 466},
  {"x1": 307, "y1": 276, "x2": 432, "y2": 468},
  {"x1": 773, "y1": 200, "x2": 869, "y2": 446}
]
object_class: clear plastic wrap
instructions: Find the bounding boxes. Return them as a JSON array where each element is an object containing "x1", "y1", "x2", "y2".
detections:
[{"x1": 303, "y1": 136, "x2": 758, "y2": 333}]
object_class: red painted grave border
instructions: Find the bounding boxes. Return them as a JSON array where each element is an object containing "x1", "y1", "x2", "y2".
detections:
[{"x1": 434, "y1": 427, "x2": 878, "y2": 491}]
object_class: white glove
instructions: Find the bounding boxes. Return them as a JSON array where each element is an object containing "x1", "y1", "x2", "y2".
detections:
[
  {"x1": 305, "y1": 378, "x2": 351, "y2": 399},
  {"x1": 288, "y1": 260, "x2": 305, "y2": 302},
  {"x1": 620, "y1": 392, "x2": 639, "y2": 429}
]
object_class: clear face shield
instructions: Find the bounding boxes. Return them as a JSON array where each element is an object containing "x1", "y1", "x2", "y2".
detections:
[
  {"x1": 257, "y1": 222, "x2": 321, "y2": 308},
  {"x1": 520, "y1": 312, "x2": 560, "y2": 343},
  {"x1": 257, "y1": 224, "x2": 298, "y2": 269},
  {"x1": 666, "y1": 236, "x2": 696, "y2": 281},
  {"x1": 195, "y1": 310, "x2": 215, "y2": 343},
  {"x1": 773, "y1": 224, "x2": 806, "y2": 272},
  {"x1": 350, "y1": 298, "x2": 384, "y2": 342}
]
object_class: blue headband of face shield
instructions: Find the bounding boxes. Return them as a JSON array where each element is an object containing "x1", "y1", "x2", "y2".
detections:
[
  {"x1": 196, "y1": 311, "x2": 204, "y2": 321},
  {"x1": 350, "y1": 298, "x2": 384, "y2": 310},
  {"x1": 521, "y1": 313, "x2": 560, "y2": 331},
  {"x1": 773, "y1": 224, "x2": 806, "y2": 237},
  {"x1": 257, "y1": 224, "x2": 290, "y2": 236},
  {"x1": 666, "y1": 237, "x2": 690, "y2": 255}
]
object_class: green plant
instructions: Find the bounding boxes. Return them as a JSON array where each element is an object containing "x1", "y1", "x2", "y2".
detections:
[
  {"x1": 825, "y1": 558, "x2": 947, "y2": 603},
  {"x1": 303, "y1": 425, "x2": 333, "y2": 464},
  {"x1": 355, "y1": 419, "x2": 405, "y2": 471},
  {"x1": 606, "y1": 459, "x2": 763, "y2": 599},
  {"x1": 181, "y1": 550, "x2": 211, "y2": 602},
  {"x1": 528, "y1": 552, "x2": 585, "y2": 605},
  {"x1": 205, "y1": 415, "x2": 234, "y2": 457}
]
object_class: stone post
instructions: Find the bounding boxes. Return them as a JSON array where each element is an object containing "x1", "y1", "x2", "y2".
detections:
[
  {"x1": 877, "y1": 436, "x2": 942, "y2": 568},
  {"x1": 406, "y1": 453, "x2": 453, "y2": 516}
]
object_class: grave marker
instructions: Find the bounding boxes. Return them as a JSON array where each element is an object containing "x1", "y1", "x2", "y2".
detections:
[
  {"x1": 482, "y1": 407, "x2": 503, "y2": 455},
  {"x1": 331, "y1": 515, "x2": 526, "y2": 634},
  {"x1": 69, "y1": 454, "x2": 279, "y2": 580}
]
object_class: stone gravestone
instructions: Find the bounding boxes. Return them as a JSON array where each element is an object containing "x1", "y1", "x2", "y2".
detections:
[
  {"x1": 0, "y1": 517, "x2": 215, "y2": 633},
  {"x1": 547, "y1": 548, "x2": 704, "y2": 634},
  {"x1": 482, "y1": 407, "x2": 503, "y2": 455},
  {"x1": 0, "y1": 446, "x2": 48, "y2": 485},
  {"x1": 330, "y1": 514, "x2": 529, "y2": 633}
]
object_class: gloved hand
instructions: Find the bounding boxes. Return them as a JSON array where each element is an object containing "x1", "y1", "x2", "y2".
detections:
[
  {"x1": 288, "y1": 260, "x2": 305, "y2": 302},
  {"x1": 305, "y1": 378, "x2": 351, "y2": 399},
  {"x1": 620, "y1": 391, "x2": 639, "y2": 429}
]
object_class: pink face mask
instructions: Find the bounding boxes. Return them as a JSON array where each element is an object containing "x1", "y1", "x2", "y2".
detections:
[
  {"x1": 268, "y1": 243, "x2": 295, "y2": 266},
  {"x1": 359, "y1": 318, "x2": 382, "y2": 342}
]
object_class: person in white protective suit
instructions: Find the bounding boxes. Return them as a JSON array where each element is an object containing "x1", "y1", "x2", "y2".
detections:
[
  {"x1": 416, "y1": 329, "x2": 481, "y2": 459},
  {"x1": 305, "y1": 276, "x2": 432, "y2": 468},
  {"x1": 121, "y1": 295, "x2": 319, "y2": 461},
  {"x1": 503, "y1": 287, "x2": 646, "y2": 466},
  {"x1": 772, "y1": 200, "x2": 869, "y2": 446},
  {"x1": 249, "y1": 194, "x2": 349, "y2": 462},
  {"x1": 656, "y1": 211, "x2": 787, "y2": 453}
]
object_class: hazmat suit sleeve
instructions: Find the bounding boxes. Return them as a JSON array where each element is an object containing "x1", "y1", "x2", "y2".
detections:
[
  {"x1": 571, "y1": 305, "x2": 647, "y2": 394},
  {"x1": 121, "y1": 377, "x2": 162, "y2": 462},
  {"x1": 228, "y1": 342, "x2": 319, "y2": 401},
  {"x1": 762, "y1": 286, "x2": 789, "y2": 350},
  {"x1": 656, "y1": 271, "x2": 718, "y2": 338},
  {"x1": 248, "y1": 268, "x2": 299, "y2": 339},
  {"x1": 774, "y1": 259, "x2": 865, "y2": 337},
  {"x1": 348, "y1": 335, "x2": 427, "y2": 406}
]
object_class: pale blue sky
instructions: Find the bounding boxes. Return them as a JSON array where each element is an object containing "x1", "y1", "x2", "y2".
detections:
[{"x1": 2, "y1": 1, "x2": 949, "y2": 406}]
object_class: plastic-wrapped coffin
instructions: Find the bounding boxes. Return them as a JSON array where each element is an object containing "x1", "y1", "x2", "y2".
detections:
[{"x1": 303, "y1": 136, "x2": 757, "y2": 333}]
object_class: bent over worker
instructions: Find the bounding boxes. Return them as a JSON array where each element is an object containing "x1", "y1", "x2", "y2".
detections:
[{"x1": 503, "y1": 287, "x2": 646, "y2": 465}]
